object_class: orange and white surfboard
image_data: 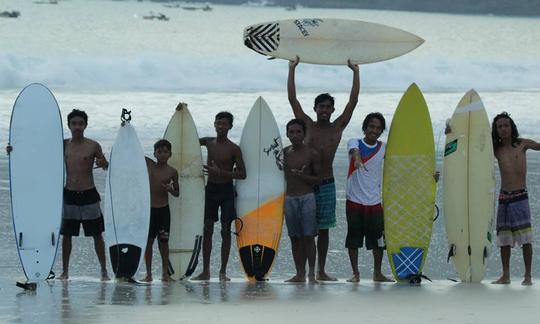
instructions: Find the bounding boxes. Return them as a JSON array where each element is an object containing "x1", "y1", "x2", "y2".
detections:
[{"x1": 235, "y1": 97, "x2": 285, "y2": 281}]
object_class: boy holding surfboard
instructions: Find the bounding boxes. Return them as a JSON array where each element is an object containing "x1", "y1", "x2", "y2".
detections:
[
  {"x1": 60, "y1": 109, "x2": 110, "y2": 281},
  {"x1": 192, "y1": 112, "x2": 246, "y2": 282},
  {"x1": 345, "y1": 113, "x2": 393, "y2": 283},
  {"x1": 288, "y1": 57, "x2": 359, "y2": 281},
  {"x1": 142, "y1": 139, "x2": 180, "y2": 282},
  {"x1": 283, "y1": 119, "x2": 321, "y2": 283},
  {"x1": 491, "y1": 112, "x2": 540, "y2": 286}
]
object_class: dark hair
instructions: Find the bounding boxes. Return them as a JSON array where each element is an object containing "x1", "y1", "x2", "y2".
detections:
[
  {"x1": 314, "y1": 93, "x2": 334, "y2": 107},
  {"x1": 67, "y1": 109, "x2": 88, "y2": 125},
  {"x1": 362, "y1": 112, "x2": 386, "y2": 133},
  {"x1": 154, "y1": 139, "x2": 172, "y2": 152},
  {"x1": 492, "y1": 112, "x2": 520, "y2": 150},
  {"x1": 215, "y1": 111, "x2": 233, "y2": 126},
  {"x1": 286, "y1": 118, "x2": 306, "y2": 134}
]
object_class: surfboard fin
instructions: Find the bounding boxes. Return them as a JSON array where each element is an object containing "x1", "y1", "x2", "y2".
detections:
[
  {"x1": 483, "y1": 246, "x2": 488, "y2": 264},
  {"x1": 433, "y1": 205, "x2": 440, "y2": 222},
  {"x1": 182, "y1": 235, "x2": 203, "y2": 279},
  {"x1": 51, "y1": 232, "x2": 55, "y2": 246},
  {"x1": 447, "y1": 244, "x2": 455, "y2": 263},
  {"x1": 266, "y1": 57, "x2": 276, "y2": 60},
  {"x1": 406, "y1": 273, "x2": 432, "y2": 285},
  {"x1": 18, "y1": 232, "x2": 23, "y2": 247},
  {"x1": 16, "y1": 281, "x2": 37, "y2": 291}
]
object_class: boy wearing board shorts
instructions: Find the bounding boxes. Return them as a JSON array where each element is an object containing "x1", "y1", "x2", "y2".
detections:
[
  {"x1": 491, "y1": 112, "x2": 540, "y2": 286},
  {"x1": 288, "y1": 56, "x2": 360, "y2": 281},
  {"x1": 283, "y1": 119, "x2": 321, "y2": 283},
  {"x1": 192, "y1": 111, "x2": 246, "y2": 282},
  {"x1": 142, "y1": 139, "x2": 179, "y2": 282},
  {"x1": 345, "y1": 113, "x2": 393, "y2": 283}
]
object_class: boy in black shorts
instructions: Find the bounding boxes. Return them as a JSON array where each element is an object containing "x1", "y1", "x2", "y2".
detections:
[
  {"x1": 142, "y1": 139, "x2": 179, "y2": 282},
  {"x1": 192, "y1": 111, "x2": 246, "y2": 282}
]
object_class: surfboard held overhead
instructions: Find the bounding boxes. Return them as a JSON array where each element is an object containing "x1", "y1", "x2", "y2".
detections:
[{"x1": 243, "y1": 18, "x2": 424, "y2": 65}]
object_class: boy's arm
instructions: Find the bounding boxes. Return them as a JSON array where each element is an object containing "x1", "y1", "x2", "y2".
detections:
[
  {"x1": 523, "y1": 139, "x2": 540, "y2": 151},
  {"x1": 334, "y1": 60, "x2": 360, "y2": 130},
  {"x1": 145, "y1": 156, "x2": 155, "y2": 169},
  {"x1": 287, "y1": 57, "x2": 311, "y2": 123},
  {"x1": 169, "y1": 169, "x2": 180, "y2": 197},
  {"x1": 231, "y1": 146, "x2": 247, "y2": 180},
  {"x1": 95, "y1": 143, "x2": 109, "y2": 170}
]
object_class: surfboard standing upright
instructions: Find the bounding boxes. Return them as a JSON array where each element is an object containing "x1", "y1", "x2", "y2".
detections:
[
  {"x1": 163, "y1": 104, "x2": 205, "y2": 280},
  {"x1": 443, "y1": 90, "x2": 495, "y2": 282},
  {"x1": 244, "y1": 18, "x2": 424, "y2": 65},
  {"x1": 9, "y1": 83, "x2": 64, "y2": 288},
  {"x1": 383, "y1": 83, "x2": 436, "y2": 283},
  {"x1": 104, "y1": 110, "x2": 150, "y2": 279},
  {"x1": 236, "y1": 97, "x2": 285, "y2": 281}
]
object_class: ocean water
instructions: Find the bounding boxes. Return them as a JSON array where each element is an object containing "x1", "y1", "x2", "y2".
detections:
[{"x1": 1, "y1": 0, "x2": 540, "y2": 322}]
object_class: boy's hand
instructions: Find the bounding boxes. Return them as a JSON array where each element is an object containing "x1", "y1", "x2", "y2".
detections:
[
  {"x1": 289, "y1": 56, "x2": 300, "y2": 68},
  {"x1": 176, "y1": 102, "x2": 187, "y2": 111},
  {"x1": 95, "y1": 156, "x2": 108, "y2": 169},
  {"x1": 162, "y1": 179, "x2": 175, "y2": 193},
  {"x1": 203, "y1": 160, "x2": 221, "y2": 177},
  {"x1": 434, "y1": 171, "x2": 440, "y2": 182},
  {"x1": 347, "y1": 59, "x2": 359, "y2": 73}
]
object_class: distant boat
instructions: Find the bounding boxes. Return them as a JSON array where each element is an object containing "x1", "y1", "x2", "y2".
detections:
[
  {"x1": 0, "y1": 10, "x2": 20, "y2": 18},
  {"x1": 33, "y1": 0, "x2": 58, "y2": 4},
  {"x1": 181, "y1": 3, "x2": 213, "y2": 11},
  {"x1": 143, "y1": 12, "x2": 169, "y2": 21}
]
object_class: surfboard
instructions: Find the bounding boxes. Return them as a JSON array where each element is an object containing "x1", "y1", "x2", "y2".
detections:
[
  {"x1": 383, "y1": 83, "x2": 436, "y2": 283},
  {"x1": 443, "y1": 90, "x2": 495, "y2": 282},
  {"x1": 104, "y1": 111, "x2": 150, "y2": 279},
  {"x1": 9, "y1": 83, "x2": 64, "y2": 285},
  {"x1": 163, "y1": 104, "x2": 205, "y2": 280},
  {"x1": 235, "y1": 97, "x2": 285, "y2": 281},
  {"x1": 243, "y1": 18, "x2": 424, "y2": 65}
]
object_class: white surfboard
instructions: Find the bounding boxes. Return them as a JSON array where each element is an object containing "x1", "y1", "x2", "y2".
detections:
[
  {"x1": 163, "y1": 104, "x2": 205, "y2": 280},
  {"x1": 244, "y1": 18, "x2": 424, "y2": 65},
  {"x1": 443, "y1": 90, "x2": 496, "y2": 282},
  {"x1": 9, "y1": 83, "x2": 64, "y2": 284},
  {"x1": 104, "y1": 112, "x2": 150, "y2": 279},
  {"x1": 235, "y1": 97, "x2": 285, "y2": 281}
]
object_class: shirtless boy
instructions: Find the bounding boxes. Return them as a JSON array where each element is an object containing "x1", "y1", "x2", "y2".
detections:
[
  {"x1": 142, "y1": 139, "x2": 179, "y2": 282},
  {"x1": 491, "y1": 112, "x2": 540, "y2": 286},
  {"x1": 288, "y1": 57, "x2": 360, "y2": 280},
  {"x1": 192, "y1": 111, "x2": 246, "y2": 281},
  {"x1": 283, "y1": 119, "x2": 321, "y2": 283}
]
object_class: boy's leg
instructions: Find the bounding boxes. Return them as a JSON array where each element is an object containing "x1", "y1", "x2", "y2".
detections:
[
  {"x1": 372, "y1": 247, "x2": 392, "y2": 282},
  {"x1": 60, "y1": 235, "x2": 72, "y2": 279},
  {"x1": 347, "y1": 248, "x2": 359, "y2": 282},
  {"x1": 304, "y1": 236, "x2": 317, "y2": 283},
  {"x1": 219, "y1": 220, "x2": 232, "y2": 281},
  {"x1": 286, "y1": 237, "x2": 305, "y2": 282},
  {"x1": 159, "y1": 240, "x2": 171, "y2": 281},
  {"x1": 142, "y1": 237, "x2": 155, "y2": 281},
  {"x1": 492, "y1": 246, "x2": 511, "y2": 284},
  {"x1": 93, "y1": 234, "x2": 109, "y2": 281},
  {"x1": 522, "y1": 243, "x2": 532, "y2": 285}
]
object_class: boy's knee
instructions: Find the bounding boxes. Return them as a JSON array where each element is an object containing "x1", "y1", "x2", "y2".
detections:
[{"x1": 203, "y1": 222, "x2": 214, "y2": 236}]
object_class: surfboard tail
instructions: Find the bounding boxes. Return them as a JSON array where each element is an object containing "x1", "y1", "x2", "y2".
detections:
[
  {"x1": 109, "y1": 244, "x2": 142, "y2": 279},
  {"x1": 239, "y1": 244, "x2": 275, "y2": 281}
]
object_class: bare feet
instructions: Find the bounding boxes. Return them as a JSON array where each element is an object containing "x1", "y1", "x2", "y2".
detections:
[
  {"x1": 522, "y1": 276, "x2": 533, "y2": 286},
  {"x1": 58, "y1": 272, "x2": 68, "y2": 280},
  {"x1": 317, "y1": 272, "x2": 337, "y2": 281},
  {"x1": 373, "y1": 274, "x2": 394, "y2": 282},
  {"x1": 141, "y1": 275, "x2": 153, "y2": 282},
  {"x1": 219, "y1": 272, "x2": 231, "y2": 282},
  {"x1": 100, "y1": 271, "x2": 110, "y2": 281},
  {"x1": 162, "y1": 274, "x2": 175, "y2": 282},
  {"x1": 491, "y1": 276, "x2": 511, "y2": 284},
  {"x1": 285, "y1": 275, "x2": 306, "y2": 283},
  {"x1": 347, "y1": 273, "x2": 360, "y2": 283},
  {"x1": 191, "y1": 272, "x2": 210, "y2": 281}
]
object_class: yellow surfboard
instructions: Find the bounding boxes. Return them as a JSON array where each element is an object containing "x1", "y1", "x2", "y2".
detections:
[
  {"x1": 383, "y1": 83, "x2": 436, "y2": 282},
  {"x1": 235, "y1": 97, "x2": 285, "y2": 281}
]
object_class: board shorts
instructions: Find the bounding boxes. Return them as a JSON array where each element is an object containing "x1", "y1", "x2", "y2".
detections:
[
  {"x1": 204, "y1": 182, "x2": 236, "y2": 224},
  {"x1": 284, "y1": 193, "x2": 318, "y2": 237},
  {"x1": 496, "y1": 189, "x2": 533, "y2": 247},
  {"x1": 148, "y1": 205, "x2": 171, "y2": 243},
  {"x1": 61, "y1": 187, "x2": 104, "y2": 237},
  {"x1": 345, "y1": 200, "x2": 385, "y2": 250},
  {"x1": 314, "y1": 178, "x2": 336, "y2": 229}
]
